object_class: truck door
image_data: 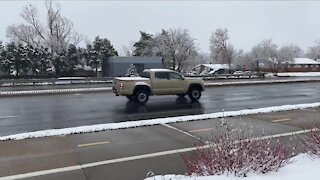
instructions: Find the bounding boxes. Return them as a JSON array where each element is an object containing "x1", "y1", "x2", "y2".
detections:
[
  {"x1": 167, "y1": 72, "x2": 186, "y2": 94},
  {"x1": 152, "y1": 72, "x2": 170, "y2": 95}
]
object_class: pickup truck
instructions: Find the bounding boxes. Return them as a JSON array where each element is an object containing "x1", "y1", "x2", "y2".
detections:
[{"x1": 112, "y1": 69, "x2": 205, "y2": 104}]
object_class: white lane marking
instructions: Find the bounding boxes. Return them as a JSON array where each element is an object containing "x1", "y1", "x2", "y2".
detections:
[
  {"x1": 161, "y1": 123, "x2": 203, "y2": 142},
  {"x1": 77, "y1": 141, "x2": 110, "y2": 148},
  {"x1": 271, "y1": 118, "x2": 291, "y2": 123},
  {"x1": 0, "y1": 116, "x2": 19, "y2": 119},
  {"x1": 0, "y1": 128, "x2": 317, "y2": 180}
]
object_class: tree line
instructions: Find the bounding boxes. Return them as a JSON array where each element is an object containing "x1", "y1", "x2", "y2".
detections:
[{"x1": 1, "y1": 1, "x2": 320, "y2": 78}]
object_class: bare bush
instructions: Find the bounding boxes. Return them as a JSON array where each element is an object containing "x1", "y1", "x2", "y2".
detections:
[
  {"x1": 302, "y1": 129, "x2": 320, "y2": 158},
  {"x1": 182, "y1": 131, "x2": 293, "y2": 177}
]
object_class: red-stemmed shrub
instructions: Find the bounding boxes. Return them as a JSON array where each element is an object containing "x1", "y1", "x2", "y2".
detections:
[
  {"x1": 182, "y1": 130, "x2": 293, "y2": 177},
  {"x1": 302, "y1": 128, "x2": 320, "y2": 157}
]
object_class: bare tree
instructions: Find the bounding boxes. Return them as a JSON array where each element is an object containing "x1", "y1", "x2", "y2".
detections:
[
  {"x1": 278, "y1": 44, "x2": 303, "y2": 62},
  {"x1": 153, "y1": 28, "x2": 198, "y2": 72},
  {"x1": 120, "y1": 41, "x2": 135, "y2": 56},
  {"x1": 234, "y1": 52, "x2": 255, "y2": 71},
  {"x1": 6, "y1": 1, "x2": 83, "y2": 55},
  {"x1": 209, "y1": 28, "x2": 242, "y2": 71},
  {"x1": 251, "y1": 39, "x2": 278, "y2": 73},
  {"x1": 251, "y1": 40, "x2": 303, "y2": 73},
  {"x1": 306, "y1": 40, "x2": 320, "y2": 60}
]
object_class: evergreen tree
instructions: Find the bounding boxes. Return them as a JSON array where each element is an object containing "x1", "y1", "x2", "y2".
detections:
[
  {"x1": 5, "y1": 42, "x2": 22, "y2": 77},
  {"x1": 133, "y1": 31, "x2": 154, "y2": 56},
  {"x1": 86, "y1": 36, "x2": 118, "y2": 76},
  {"x1": 0, "y1": 41, "x2": 6, "y2": 75},
  {"x1": 1, "y1": 44, "x2": 11, "y2": 76},
  {"x1": 66, "y1": 44, "x2": 79, "y2": 74},
  {"x1": 52, "y1": 50, "x2": 67, "y2": 76},
  {"x1": 19, "y1": 44, "x2": 32, "y2": 76}
]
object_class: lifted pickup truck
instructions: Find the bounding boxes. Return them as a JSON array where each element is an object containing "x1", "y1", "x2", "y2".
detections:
[{"x1": 112, "y1": 69, "x2": 205, "y2": 104}]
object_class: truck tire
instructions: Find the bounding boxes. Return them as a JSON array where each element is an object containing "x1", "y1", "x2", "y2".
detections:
[
  {"x1": 134, "y1": 90, "x2": 149, "y2": 104},
  {"x1": 188, "y1": 87, "x2": 201, "y2": 101}
]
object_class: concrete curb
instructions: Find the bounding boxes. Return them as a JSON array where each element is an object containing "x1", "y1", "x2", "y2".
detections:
[{"x1": 0, "y1": 79, "x2": 319, "y2": 97}]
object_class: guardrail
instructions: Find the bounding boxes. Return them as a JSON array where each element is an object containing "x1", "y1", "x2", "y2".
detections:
[{"x1": 0, "y1": 77, "x2": 114, "y2": 86}]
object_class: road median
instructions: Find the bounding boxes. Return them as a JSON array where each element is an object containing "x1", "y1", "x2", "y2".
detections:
[{"x1": 0, "y1": 78, "x2": 320, "y2": 96}]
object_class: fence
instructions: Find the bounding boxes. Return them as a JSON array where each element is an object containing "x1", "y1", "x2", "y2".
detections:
[{"x1": 0, "y1": 77, "x2": 114, "y2": 86}]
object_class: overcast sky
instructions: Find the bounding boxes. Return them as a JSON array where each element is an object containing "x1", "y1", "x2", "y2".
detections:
[{"x1": 1, "y1": 1, "x2": 320, "y2": 54}]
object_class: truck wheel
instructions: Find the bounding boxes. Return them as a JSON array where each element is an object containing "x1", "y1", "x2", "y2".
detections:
[
  {"x1": 134, "y1": 90, "x2": 149, "y2": 104},
  {"x1": 188, "y1": 88, "x2": 201, "y2": 101}
]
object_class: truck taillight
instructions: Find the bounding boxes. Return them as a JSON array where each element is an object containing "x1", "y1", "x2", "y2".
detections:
[{"x1": 120, "y1": 82, "x2": 124, "y2": 90}]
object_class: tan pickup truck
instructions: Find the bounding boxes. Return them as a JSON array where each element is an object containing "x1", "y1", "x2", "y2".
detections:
[{"x1": 112, "y1": 69, "x2": 205, "y2": 104}]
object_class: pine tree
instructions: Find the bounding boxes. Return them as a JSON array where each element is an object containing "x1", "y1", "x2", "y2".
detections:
[
  {"x1": 133, "y1": 31, "x2": 154, "y2": 56},
  {"x1": 86, "y1": 36, "x2": 118, "y2": 76}
]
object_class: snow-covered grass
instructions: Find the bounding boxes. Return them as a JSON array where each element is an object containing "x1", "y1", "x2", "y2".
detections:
[
  {"x1": 1, "y1": 102, "x2": 320, "y2": 140},
  {"x1": 145, "y1": 153, "x2": 320, "y2": 180}
]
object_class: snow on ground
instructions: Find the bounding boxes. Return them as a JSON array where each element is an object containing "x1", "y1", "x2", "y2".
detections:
[
  {"x1": 1, "y1": 102, "x2": 320, "y2": 140},
  {"x1": 145, "y1": 153, "x2": 320, "y2": 180},
  {"x1": 277, "y1": 72, "x2": 320, "y2": 77}
]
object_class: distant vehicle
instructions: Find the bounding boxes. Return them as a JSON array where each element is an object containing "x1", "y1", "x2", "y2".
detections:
[
  {"x1": 233, "y1": 71, "x2": 245, "y2": 75},
  {"x1": 113, "y1": 69, "x2": 205, "y2": 104},
  {"x1": 209, "y1": 69, "x2": 228, "y2": 75}
]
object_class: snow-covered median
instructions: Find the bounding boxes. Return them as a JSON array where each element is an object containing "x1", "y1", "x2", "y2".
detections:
[
  {"x1": 1, "y1": 102, "x2": 320, "y2": 141},
  {"x1": 145, "y1": 153, "x2": 320, "y2": 180},
  {"x1": 277, "y1": 72, "x2": 320, "y2": 77}
]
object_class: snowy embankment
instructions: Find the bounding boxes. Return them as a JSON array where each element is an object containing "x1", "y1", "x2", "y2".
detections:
[
  {"x1": 145, "y1": 153, "x2": 320, "y2": 180},
  {"x1": 1, "y1": 102, "x2": 320, "y2": 140},
  {"x1": 0, "y1": 87, "x2": 112, "y2": 96},
  {"x1": 1, "y1": 77, "x2": 320, "y2": 96}
]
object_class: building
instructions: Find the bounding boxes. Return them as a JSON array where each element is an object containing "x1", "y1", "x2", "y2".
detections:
[
  {"x1": 285, "y1": 58, "x2": 320, "y2": 72},
  {"x1": 102, "y1": 56, "x2": 164, "y2": 77}
]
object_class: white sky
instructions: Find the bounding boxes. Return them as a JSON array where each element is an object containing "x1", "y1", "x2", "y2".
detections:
[{"x1": 1, "y1": 1, "x2": 320, "y2": 54}]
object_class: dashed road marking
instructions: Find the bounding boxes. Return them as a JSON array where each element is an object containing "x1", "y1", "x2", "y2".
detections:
[
  {"x1": 77, "y1": 141, "x2": 110, "y2": 148},
  {"x1": 0, "y1": 115, "x2": 20, "y2": 119},
  {"x1": 189, "y1": 128, "x2": 214, "y2": 133},
  {"x1": 0, "y1": 128, "x2": 318, "y2": 180},
  {"x1": 271, "y1": 118, "x2": 291, "y2": 123}
]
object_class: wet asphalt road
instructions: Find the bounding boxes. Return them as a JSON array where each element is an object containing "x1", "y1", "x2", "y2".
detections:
[{"x1": 0, "y1": 82, "x2": 319, "y2": 136}]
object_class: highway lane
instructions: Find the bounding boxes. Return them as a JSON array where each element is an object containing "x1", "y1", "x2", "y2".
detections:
[{"x1": 0, "y1": 82, "x2": 319, "y2": 136}]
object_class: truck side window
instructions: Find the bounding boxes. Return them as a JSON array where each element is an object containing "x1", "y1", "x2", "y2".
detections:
[
  {"x1": 155, "y1": 72, "x2": 168, "y2": 80},
  {"x1": 168, "y1": 72, "x2": 183, "y2": 80}
]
